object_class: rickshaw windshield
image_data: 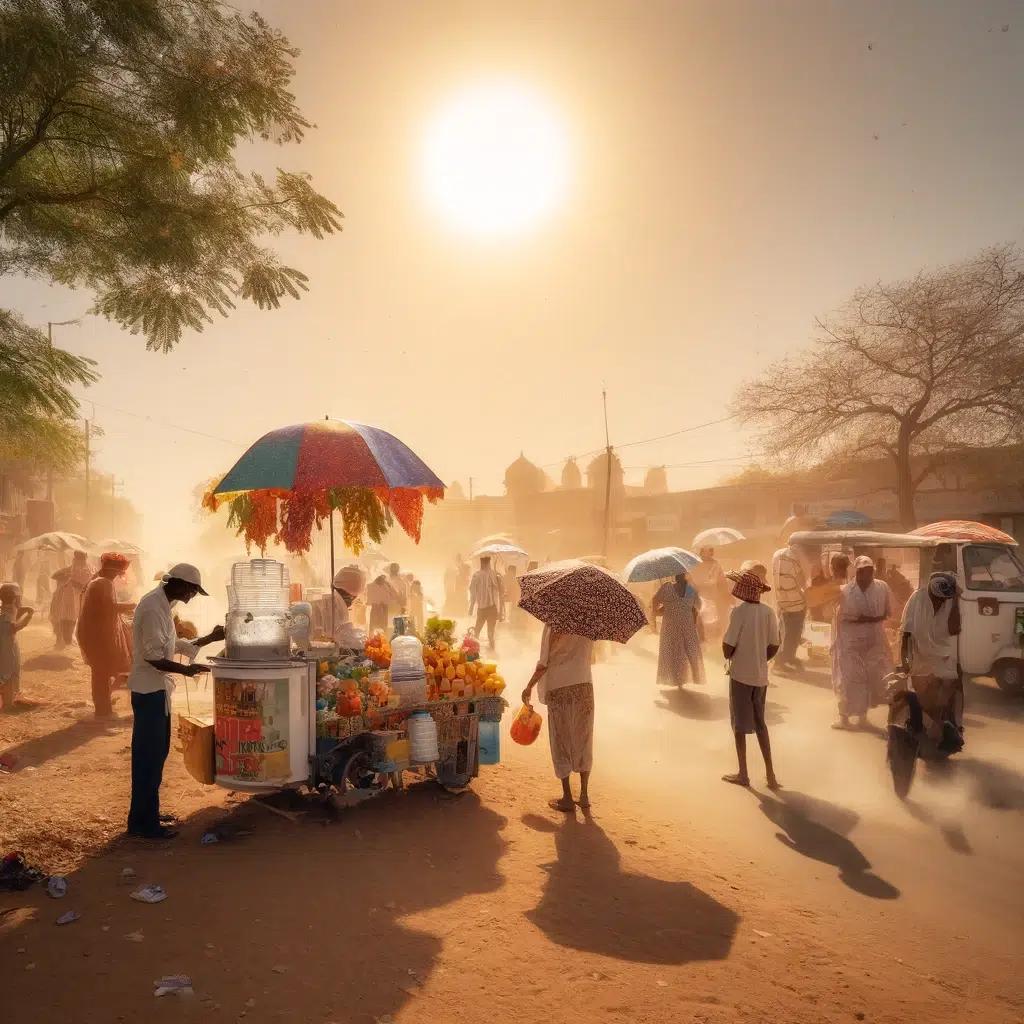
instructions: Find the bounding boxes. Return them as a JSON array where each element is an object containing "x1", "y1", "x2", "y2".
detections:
[{"x1": 962, "y1": 544, "x2": 1024, "y2": 592}]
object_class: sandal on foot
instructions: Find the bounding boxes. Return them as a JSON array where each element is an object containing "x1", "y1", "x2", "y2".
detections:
[
  {"x1": 721, "y1": 773, "x2": 750, "y2": 787},
  {"x1": 548, "y1": 798, "x2": 576, "y2": 813}
]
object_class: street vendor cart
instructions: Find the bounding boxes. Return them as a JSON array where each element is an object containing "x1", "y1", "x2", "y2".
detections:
[
  {"x1": 205, "y1": 645, "x2": 504, "y2": 800},
  {"x1": 183, "y1": 419, "x2": 508, "y2": 803}
]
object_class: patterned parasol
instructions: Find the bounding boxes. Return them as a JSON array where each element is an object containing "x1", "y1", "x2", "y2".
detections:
[
  {"x1": 909, "y1": 521, "x2": 1017, "y2": 545},
  {"x1": 204, "y1": 419, "x2": 445, "y2": 554},
  {"x1": 518, "y1": 559, "x2": 648, "y2": 643}
]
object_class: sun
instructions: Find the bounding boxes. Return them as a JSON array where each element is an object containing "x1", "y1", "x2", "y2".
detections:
[{"x1": 420, "y1": 81, "x2": 571, "y2": 237}]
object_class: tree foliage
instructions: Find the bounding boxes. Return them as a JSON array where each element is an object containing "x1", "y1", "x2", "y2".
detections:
[
  {"x1": 733, "y1": 246, "x2": 1024, "y2": 527},
  {"x1": 0, "y1": 0, "x2": 342, "y2": 351},
  {"x1": 0, "y1": 309, "x2": 96, "y2": 468}
]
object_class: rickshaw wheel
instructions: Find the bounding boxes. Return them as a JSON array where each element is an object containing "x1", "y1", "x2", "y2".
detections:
[
  {"x1": 993, "y1": 659, "x2": 1024, "y2": 694},
  {"x1": 887, "y1": 725, "x2": 919, "y2": 799}
]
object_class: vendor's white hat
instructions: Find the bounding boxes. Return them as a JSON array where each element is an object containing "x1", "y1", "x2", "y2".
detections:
[
  {"x1": 333, "y1": 564, "x2": 367, "y2": 597},
  {"x1": 162, "y1": 562, "x2": 209, "y2": 596},
  {"x1": 854, "y1": 555, "x2": 875, "y2": 570}
]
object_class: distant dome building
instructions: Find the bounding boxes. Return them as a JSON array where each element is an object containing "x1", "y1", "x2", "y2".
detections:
[
  {"x1": 644, "y1": 466, "x2": 668, "y2": 495},
  {"x1": 586, "y1": 450, "x2": 624, "y2": 494},
  {"x1": 560, "y1": 457, "x2": 582, "y2": 490},
  {"x1": 504, "y1": 453, "x2": 546, "y2": 497},
  {"x1": 447, "y1": 480, "x2": 466, "y2": 500}
]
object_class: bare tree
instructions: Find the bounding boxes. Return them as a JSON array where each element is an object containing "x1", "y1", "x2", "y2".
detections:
[{"x1": 733, "y1": 246, "x2": 1024, "y2": 528}]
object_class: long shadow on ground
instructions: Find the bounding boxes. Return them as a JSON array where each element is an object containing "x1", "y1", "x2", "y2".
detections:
[
  {"x1": 523, "y1": 813, "x2": 738, "y2": 964},
  {"x1": 0, "y1": 783, "x2": 508, "y2": 1024},
  {"x1": 0, "y1": 716, "x2": 126, "y2": 770},
  {"x1": 753, "y1": 790, "x2": 900, "y2": 901},
  {"x1": 654, "y1": 685, "x2": 785, "y2": 726}
]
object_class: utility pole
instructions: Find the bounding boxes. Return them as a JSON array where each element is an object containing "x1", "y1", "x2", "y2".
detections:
[
  {"x1": 84, "y1": 418, "x2": 91, "y2": 534},
  {"x1": 110, "y1": 477, "x2": 118, "y2": 534},
  {"x1": 602, "y1": 388, "x2": 612, "y2": 558},
  {"x1": 469, "y1": 477, "x2": 474, "y2": 503},
  {"x1": 45, "y1": 319, "x2": 82, "y2": 501}
]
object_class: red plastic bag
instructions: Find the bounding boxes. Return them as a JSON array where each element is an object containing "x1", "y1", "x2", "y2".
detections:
[{"x1": 510, "y1": 703, "x2": 542, "y2": 746}]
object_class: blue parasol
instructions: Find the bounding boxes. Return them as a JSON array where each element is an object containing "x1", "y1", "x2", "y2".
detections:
[{"x1": 623, "y1": 547, "x2": 702, "y2": 583}]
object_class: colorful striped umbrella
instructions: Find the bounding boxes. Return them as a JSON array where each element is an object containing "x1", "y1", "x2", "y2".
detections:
[
  {"x1": 909, "y1": 521, "x2": 1017, "y2": 545},
  {"x1": 205, "y1": 420, "x2": 445, "y2": 555},
  {"x1": 214, "y1": 420, "x2": 445, "y2": 495}
]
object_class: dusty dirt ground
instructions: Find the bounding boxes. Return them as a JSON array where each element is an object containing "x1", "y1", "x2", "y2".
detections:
[{"x1": 2, "y1": 620, "x2": 1024, "y2": 1024}]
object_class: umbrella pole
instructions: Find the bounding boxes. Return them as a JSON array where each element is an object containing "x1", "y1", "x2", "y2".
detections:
[{"x1": 329, "y1": 509, "x2": 336, "y2": 640}]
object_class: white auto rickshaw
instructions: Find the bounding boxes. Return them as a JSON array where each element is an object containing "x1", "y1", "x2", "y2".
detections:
[{"x1": 789, "y1": 528, "x2": 1024, "y2": 692}]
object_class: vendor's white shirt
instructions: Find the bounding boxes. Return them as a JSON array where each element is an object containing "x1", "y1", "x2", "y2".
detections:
[
  {"x1": 128, "y1": 586, "x2": 199, "y2": 707},
  {"x1": 724, "y1": 600, "x2": 780, "y2": 688},
  {"x1": 324, "y1": 593, "x2": 366, "y2": 650},
  {"x1": 536, "y1": 625, "x2": 593, "y2": 704}
]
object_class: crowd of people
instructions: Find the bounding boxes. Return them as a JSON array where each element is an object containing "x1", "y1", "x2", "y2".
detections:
[{"x1": 0, "y1": 535, "x2": 968, "y2": 837}]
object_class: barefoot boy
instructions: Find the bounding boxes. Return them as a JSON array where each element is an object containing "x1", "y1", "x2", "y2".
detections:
[{"x1": 721, "y1": 570, "x2": 780, "y2": 789}]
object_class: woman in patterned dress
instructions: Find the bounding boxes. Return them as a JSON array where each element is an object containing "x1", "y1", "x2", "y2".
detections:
[{"x1": 653, "y1": 572, "x2": 705, "y2": 687}]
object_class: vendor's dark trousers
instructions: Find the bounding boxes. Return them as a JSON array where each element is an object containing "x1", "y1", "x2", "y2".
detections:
[
  {"x1": 128, "y1": 690, "x2": 171, "y2": 836},
  {"x1": 475, "y1": 606, "x2": 499, "y2": 648},
  {"x1": 779, "y1": 609, "x2": 806, "y2": 665}
]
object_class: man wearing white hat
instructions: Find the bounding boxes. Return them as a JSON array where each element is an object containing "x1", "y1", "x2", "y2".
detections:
[
  {"x1": 832, "y1": 554, "x2": 893, "y2": 730},
  {"x1": 126, "y1": 563, "x2": 224, "y2": 840},
  {"x1": 322, "y1": 564, "x2": 367, "y2": 651}
]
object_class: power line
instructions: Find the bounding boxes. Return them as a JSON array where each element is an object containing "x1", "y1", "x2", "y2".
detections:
[
  {"x1": 615, "y1": 414, "x2": 736, "y2": 451},
  {"x1": 89, "y1": 401, "x2": 243, "y2": 447},
  {"x1": 539, "y1": 414, "x2": 737, "y2": 469}
]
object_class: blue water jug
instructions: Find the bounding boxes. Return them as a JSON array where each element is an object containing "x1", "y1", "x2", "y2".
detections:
[{"x1": 478, "y1": 719, "x2": 501, "y2": 766}]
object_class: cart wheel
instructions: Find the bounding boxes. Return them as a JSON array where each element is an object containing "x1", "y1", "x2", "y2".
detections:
[
  {"x1": 337, "y1": 749, "x2": 385, "y2": 795},
  {"x1": 887, "y1": 725, "x2": 919, "y2": 800},
  {"x1": 993, "y1": 659, "x2": 1024, "y2": 694}
]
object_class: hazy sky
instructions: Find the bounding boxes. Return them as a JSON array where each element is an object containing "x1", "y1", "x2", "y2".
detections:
[{"x1": 6, "y1": 0, "x2": 1024, "y2": 558}]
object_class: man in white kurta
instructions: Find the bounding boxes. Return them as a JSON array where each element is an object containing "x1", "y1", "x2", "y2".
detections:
[
  {"x1": 832, "y1": 555, "x2": 892, "y2": 728},
  {"x1": 898, "y1": 572, "x2": 963, "y2": 748}
]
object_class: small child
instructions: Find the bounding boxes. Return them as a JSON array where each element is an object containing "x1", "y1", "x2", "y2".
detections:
[
  {"x1": 721, "y1": 570, "x2": 781, "y2": 789},
  {"x1": 1, "y1": 583, "x2": 34, "y2": 710}
]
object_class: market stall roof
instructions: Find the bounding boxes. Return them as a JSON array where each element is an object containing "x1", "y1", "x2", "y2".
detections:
[{"x1": 788, "y1": 529, "x2": 946, "y2": 549}]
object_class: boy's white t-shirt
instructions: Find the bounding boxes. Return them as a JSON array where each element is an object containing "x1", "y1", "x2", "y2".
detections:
[{"x1": 723, "y1": 601, "x2": 780, "y2": 687}]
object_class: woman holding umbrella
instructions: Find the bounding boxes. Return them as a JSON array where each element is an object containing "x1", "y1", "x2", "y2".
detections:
[
  {"x1": 522, "y1": 625, "x2": 596, "y2": 812},
  {"x1": 624, "y1": 548, "x2": 705, "y2": 688},
  {"x1": 519, "y1": 560, "x2": 648, "y2": 812},
  {"x1": 652, "y1": 569, "x2": 705, "y2": 687}
]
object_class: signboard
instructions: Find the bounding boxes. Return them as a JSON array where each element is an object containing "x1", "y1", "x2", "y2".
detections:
[
  {"x1": 214, "y1": 677, "x2": 290, "y2": 783},
  {"x1": 646, "y1": 514, "x2": 680, "y2": 533}
]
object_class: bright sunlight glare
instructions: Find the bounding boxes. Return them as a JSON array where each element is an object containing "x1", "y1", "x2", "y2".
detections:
[{"x1": 421, "y1": 81, "x2": 571, "y2": 237}]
